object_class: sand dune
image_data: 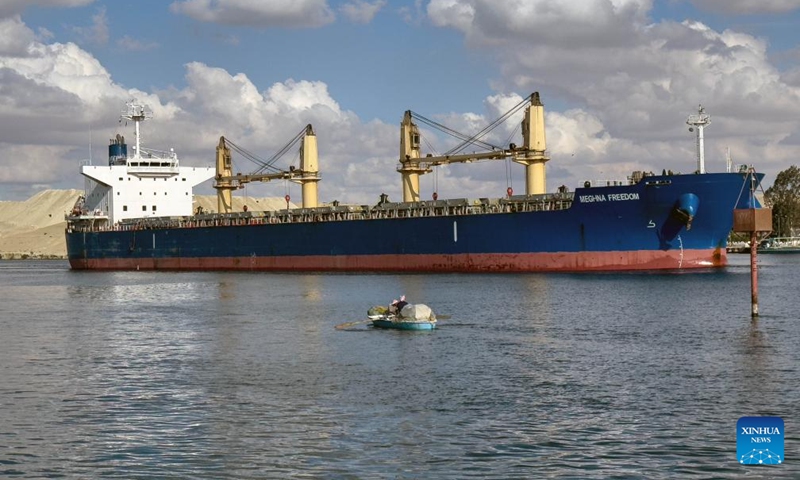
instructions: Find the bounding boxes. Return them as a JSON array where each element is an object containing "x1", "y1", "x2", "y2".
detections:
[
  {"x1": 0, "y1": 190, "x2": 81, "y2": 259},
  {"x1": 0, "y1": 190, "x2": 294, "y2": 259},
  {"x1": 192, "y1": 195, "x2": 293, "y2": 215}
]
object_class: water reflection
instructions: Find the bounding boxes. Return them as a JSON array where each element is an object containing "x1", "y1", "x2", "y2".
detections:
[
  {"x1": 738, "y1": 318, "x2": 771, "y2": 401},
  {"x1": 3, "y1": 263, "x2": 800, "y2": 478},
  {"x1": 300, "y1": 275, "x2": 323, "y2": 302},
  {"x1": 216, "y1": 278, "x2": 237, "y2": 301}
]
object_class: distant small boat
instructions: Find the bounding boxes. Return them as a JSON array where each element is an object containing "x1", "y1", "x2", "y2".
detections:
[
  {"x1": 370, "y1": 315, "x2": 436, "y2": 331},
  {"x1": 759, "y1": 237, "x2": 800, "y2": 254}
]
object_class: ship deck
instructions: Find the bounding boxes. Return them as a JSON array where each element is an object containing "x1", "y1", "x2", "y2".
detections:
[{"x1": 66, "y1": 193, "x2": 575, "y2": 233}]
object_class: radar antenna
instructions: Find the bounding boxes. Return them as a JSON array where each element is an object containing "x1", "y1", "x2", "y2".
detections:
[{"x1": 121, "y1": 101, "x2": 153, "y2": 160}]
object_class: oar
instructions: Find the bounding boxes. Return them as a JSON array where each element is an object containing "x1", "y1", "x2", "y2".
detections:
[{"x1": 334, "y1": 319, "x2": 374, "y2": 330}]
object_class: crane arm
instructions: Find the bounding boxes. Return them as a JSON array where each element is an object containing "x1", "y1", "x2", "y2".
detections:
[
  {"x1": 412, "y1": 146, "x2": 530, "y2": 170},
  {"x1": 216, "y1": 168, "x2": 305, "y2": 186}
]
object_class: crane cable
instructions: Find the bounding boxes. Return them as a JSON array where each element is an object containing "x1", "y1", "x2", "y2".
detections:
[
  {"x1": 409, "y1": 93, "x2": 532, "y2": 157},
  {"x1": 448, "y1": 94, "x2": 531, "y2": 155},
  {"x1": 410, "y1": 113, "x2": 498, "y2": 152},
  {"x1": 504, "y1": 121, "x2": 521, "y2": 192},
  {"x1": 224, "y1": 125, "x2": 307, "y2": 175}
]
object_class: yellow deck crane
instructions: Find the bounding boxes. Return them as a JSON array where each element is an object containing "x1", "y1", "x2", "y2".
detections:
[
  {"x1": 398, "y1": 92, "x2": 550, "y2": 202},
  {"x1": 214, "y1": 124, "x2": 321, "y2": 214}
]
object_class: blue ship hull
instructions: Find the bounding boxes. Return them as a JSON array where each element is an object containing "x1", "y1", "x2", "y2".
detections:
[{"x1": 65, "y1": 172, "x2": 764, "y2": 272}]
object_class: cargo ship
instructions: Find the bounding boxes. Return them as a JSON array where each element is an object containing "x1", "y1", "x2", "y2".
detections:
[{"x1": 65, "y1": 94, "x2": 765, "y2": 272}]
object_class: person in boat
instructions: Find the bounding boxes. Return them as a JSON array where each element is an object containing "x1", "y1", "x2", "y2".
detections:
[
  {"x1": 388, "y1": 295, "x2": 408, "y2": 315},
  {"x1": 386, "y1": 296, "x2": 436, "y2": 322}
]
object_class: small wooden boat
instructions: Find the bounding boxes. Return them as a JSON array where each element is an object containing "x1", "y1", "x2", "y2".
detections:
[
  {"x1": 369, "y1": 315, "x2": 436, "y2": 330},
  {"x1": 365, "y1": 301, "x2": 437, "y2": 330},
  {"x1": 335, "y1": 307, "x2": 439, "y2": 331}
]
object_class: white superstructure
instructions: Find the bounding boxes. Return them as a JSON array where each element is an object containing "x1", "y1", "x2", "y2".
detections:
[{"x1": 76, "y1": 101, "x2": 215, "y2": 226}]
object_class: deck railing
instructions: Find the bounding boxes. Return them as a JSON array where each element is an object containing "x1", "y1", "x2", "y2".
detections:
[{"x1": 66, "y1": 193, "x2": 575, "y2": 233}]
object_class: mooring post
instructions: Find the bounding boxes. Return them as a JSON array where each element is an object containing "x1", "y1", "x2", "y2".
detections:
[
  {"x1": 750, "y1": 230, "x2": 759, "y2": 317},
  {"x1": 732, "y1": 168, "x2": 771, "y2": 318}
]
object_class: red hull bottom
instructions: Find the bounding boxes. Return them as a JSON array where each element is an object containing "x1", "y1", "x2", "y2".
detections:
[{"x1": 69, "y1": 249, "x2": 727, "y2": 272}]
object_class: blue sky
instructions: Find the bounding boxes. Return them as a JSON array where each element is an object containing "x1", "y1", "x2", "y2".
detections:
[{"x1": 2, "y1": 0, "x2": 800, "y2": 204}]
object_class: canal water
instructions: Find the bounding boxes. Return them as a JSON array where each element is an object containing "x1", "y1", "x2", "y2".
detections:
[{"x1": 1, "y1": 256, "x2": 798, "y2": 478}]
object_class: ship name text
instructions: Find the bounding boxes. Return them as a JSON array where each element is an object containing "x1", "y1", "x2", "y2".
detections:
[{"x1": 578, "y1": 193, "x2": 640, "y2": 203}]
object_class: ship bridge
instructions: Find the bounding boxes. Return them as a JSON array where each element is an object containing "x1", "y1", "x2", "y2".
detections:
[{"x1": 73, "y1": 101, "x2": 214, "y2": 227}]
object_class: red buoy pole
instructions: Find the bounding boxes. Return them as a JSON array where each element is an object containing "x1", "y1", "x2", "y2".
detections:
[{"x1": 750, "y1": 231, "x2": 759, "y2": 317}]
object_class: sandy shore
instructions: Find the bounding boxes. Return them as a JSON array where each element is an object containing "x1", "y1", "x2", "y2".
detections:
[{"x1": 0, "y1": 190, "x2": 291, "y2": 259}]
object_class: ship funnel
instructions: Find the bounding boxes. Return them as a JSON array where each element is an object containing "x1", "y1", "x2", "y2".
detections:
[{"x1": 108, "y1": 134, "x2": 128, "y2": 166}]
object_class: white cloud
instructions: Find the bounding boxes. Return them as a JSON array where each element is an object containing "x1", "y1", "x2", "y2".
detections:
[
  {"x1": 0, "y1": 144, "x2": 72, "y2": 184},
  {"x1": 37, "y1": 26, "x2": 54, "y2": 40},
  {"x1": 690, "y1": 0, "x2": 800, "y2": 14},
  {"x1": 177, "y1": 62, "x2": 347, "y2": 131},
  {"x1": 70, "y1": 5, "x2": 108, "y2": 45},
  {"x1": 428, "y1": 0, "x2": 652, "y2": 47},
  {"x1": 340, "y1": 0, "x2": 386, "y2": 24},
  {"x1": 116, "y1": 35, "x2": 159, "y2": 51},
  {"x1": 1, "y1": 40, "x2": 119, "y2": 105},
  {"x1": 169, "y1": 0, "x2": 335, "y2": 28},
  {"x1": 398, "y1": 0, "x2": 425, "y2": 25},
  {"x1": 0, "y1": 0, "x2": 95, "y2": 18},
  {"x1": 0, "y1": 20, "x2": 166, "y2": 198},
  {"x1": 0, "y1": 24, "x2": 395, "y2": 203},
  {"x1": 2, "y1": 0, "x2": 800, "y2": 203},
  {"x1": 426, "y1": 0, "x2": 800, "y2": 187},
  {"x1": 266, "y1": 79, "x2": 343, "y2": 115},
  {"x1": 0, "y1": 16, "x2": 36, "y2": 56},
  {"x1": 215, "y1": 33, "x2": 240, "y2": 45},
  {"x1": 167, "y1": 63, "x2": 391, "y2": 203}
]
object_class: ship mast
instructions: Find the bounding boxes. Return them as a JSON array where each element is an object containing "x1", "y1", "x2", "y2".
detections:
[
  {"x1": 298, "y1": 124, "x2": 320, "y2": 208},
  {"x1": 398, "y1": 111, "x2": 427, "y2": 203},
  {"x1": 121, "y1": 101, "x2": 152, "y2": 160},
  {"x1": 726, "y1": 146, "x2": 732, "y2": 173},
  {"x1": 686, "y1": 104, "x2": 710, "y2": 174},
  {"x1": 515, "y1": 92, "x2": 550, "y2": 195},
  {"x1": 215, "y1": 136, "x2": 235, "y2": 214}
]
